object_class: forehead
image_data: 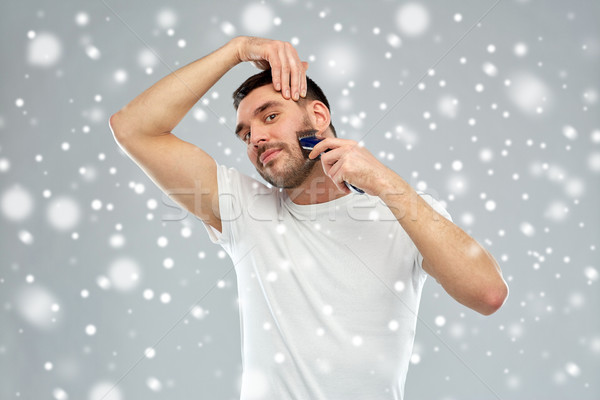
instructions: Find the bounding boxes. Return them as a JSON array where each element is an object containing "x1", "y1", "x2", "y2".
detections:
[{"x1": 236, "y1": 85, "x2": 289, "y2": 122}]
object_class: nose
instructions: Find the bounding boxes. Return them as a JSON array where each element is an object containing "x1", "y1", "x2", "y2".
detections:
[{"x1": 250, "y1": 126, "x2": 269, "y2": 147}]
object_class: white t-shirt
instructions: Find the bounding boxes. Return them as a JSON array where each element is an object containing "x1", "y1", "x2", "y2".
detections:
[{"x1": 203, "y1": 164, "x2": 452, "y2": 400}]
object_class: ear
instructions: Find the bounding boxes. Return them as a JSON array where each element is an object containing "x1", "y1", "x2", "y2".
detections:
[{"x1": 306, "y1": 100, "x2": 331, "y2": 134}]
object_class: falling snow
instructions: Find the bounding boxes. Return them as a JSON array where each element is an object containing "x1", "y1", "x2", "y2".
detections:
[{"x1": 1, "y1": 1, "x2": 598, "y2": 400}]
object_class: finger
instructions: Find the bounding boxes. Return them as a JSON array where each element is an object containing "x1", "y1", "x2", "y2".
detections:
[
  {"x1": 319, "y1": 147, "x2": 347, "y2": 169},
  {"x1": 269, "y1": 56, "x2": 282, "y2": 92},
  {"x1": 309, "y1": 138, "x2": 345, "y2": 158},
  {"x1": 278, "y1": 45, "x2": 291, "y2": 99},
  {"x1": 286, "y1": 50, "x2": 301, "y2": 101},
  {"x1": 300, "y1": 62, "x2": 309, "y2": 97},
  {"x1": 329, "y1": 169, "x2": 351, "y2": 194}
]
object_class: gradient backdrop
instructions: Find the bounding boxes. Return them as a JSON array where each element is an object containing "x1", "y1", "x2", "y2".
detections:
[{"x1": 1, "y1": 0, "x2": 599, "y2": 399}]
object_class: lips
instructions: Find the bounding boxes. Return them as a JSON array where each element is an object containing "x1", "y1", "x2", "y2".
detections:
[{"x1": 259, "y1": 148, "x2": 282, "y2": 165}]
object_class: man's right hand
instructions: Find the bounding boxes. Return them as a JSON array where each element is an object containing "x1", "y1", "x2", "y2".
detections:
[{"x1": 233, "y1": 36, "x2": 309, "y2": 101}]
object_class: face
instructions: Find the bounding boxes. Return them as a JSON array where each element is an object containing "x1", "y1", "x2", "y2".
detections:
[{"x1": 235, "y1": 85, "x2": 318, "y2": 189}]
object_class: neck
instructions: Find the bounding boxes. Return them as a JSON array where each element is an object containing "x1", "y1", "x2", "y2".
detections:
[{"x1": 285, "y1": 160, "x2": 348, "y2": 205}]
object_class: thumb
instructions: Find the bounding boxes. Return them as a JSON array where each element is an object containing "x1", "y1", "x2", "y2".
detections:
[{"x1": 302, "y1": 61, "x2": 309, "y2": 71}]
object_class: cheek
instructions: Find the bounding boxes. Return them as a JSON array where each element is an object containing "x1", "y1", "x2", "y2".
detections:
[{"x1": 247, "y1": 147, "x2": 258, "y2": 162}]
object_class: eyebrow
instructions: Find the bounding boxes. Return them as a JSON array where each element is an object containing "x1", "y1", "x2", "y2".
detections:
[{"x1": 235, "y1": 100, "x2": 284, "y2": 136}]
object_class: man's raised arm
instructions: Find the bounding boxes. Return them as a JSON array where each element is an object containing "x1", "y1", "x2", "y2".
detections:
[{"x1": 109, "y1": 37, "x2": 307, "y2": 232}]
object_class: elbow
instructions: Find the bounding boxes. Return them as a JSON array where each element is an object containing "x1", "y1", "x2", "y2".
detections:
[
  {"x1": 109, "y1": 111, "x2": 127, "y2": 142},
  {"x1": 479, "y1": 279, "x2": 509, "y2": 316}
]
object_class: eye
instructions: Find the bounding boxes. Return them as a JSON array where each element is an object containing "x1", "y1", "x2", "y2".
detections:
[
  {"x1": 266, "y1": 113, "x2": 277, "y2": 122},
  {"x1": 242, "y1": 131, "x2": 251, "y2": 143}
]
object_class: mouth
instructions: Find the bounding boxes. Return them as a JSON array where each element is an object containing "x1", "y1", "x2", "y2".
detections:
[{"x1": 259, "y1": 148, "x2": 282, "y2": 165}]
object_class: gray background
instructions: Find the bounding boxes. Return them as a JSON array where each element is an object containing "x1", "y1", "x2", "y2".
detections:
[{"x1": 1, "y1": 0, "x2": 599, "y2": 399}]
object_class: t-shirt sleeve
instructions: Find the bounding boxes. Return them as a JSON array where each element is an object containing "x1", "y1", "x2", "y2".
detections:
[
  {"x1": 414, "y1": 192, "x2": 453, "y2": 272},
  {"x1": 200, "y1": 162, "x2": 249, "y2": 246}
]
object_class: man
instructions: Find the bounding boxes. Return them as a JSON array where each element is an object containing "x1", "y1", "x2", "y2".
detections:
[{"x1": 110, "y1": 36, "x2": 508, "y2": 400}]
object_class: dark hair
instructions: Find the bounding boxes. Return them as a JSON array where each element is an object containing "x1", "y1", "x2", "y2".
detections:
[{"x1": 233, "y1": 69, "x2": 336, "y2": 137}]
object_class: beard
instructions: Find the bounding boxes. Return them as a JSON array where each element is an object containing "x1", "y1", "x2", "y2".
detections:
[{"x1": 255, "y1": 120, "x2": 318, "y2": 189}]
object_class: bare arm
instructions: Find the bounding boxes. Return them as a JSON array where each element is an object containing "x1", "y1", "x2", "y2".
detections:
[
  {"x1": 310, "y1": 137, "x2": 509, "y2": 315},
  {"x1": 380, "y1": 177, "x2": 509, "y2": 316},
  {"x1": 109, "y1": 36, "x2": 308, "y2": 231}
]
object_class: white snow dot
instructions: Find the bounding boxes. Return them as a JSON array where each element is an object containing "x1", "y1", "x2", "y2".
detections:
[
  {"x1": 177, "y1": 39, "x2": 186, "y2": 48},
  {"x1": 157, "y1": 236, "x2": 168, "y2": 247},
  {"x1": 562, "y1": 125, "x2": 578, "y2": 140},
  {"x1": 0, "y1": 158, "x2": 10, "y2": 172},
  {"x1": 520, "y1": 222, "x2": 535, "y2": 237},
  {"x1": 438, "y1": 96, "x2": 459, "y2": 119},
  {"x1": 334, "y1": 23, "x2": 343, "y2": 32},
  {"x1": 584, "y1": 266, "x2": 598, "y2": 281},
  {"x1": 322, "y1": 304, "x2": 333, "y2": 315},
  {"x1": 396, "y1": 3, "x2": 430, "y2": 37},
  {"x1": 75, "y1": 12, "x2": 89, "y2": 26},
  {"x1": 28, "y1": 32, "x2": 62, "y2": 67},
  {"x1": 453, "y1": 13, "x2": 463, "y2": 22},
  {"x1": 160, "y1": 293, "x2": 171, "y2": 304},
  {"x1": 410, "y1": 353, "x2": 421, "y2": 364},
  {"x1": 482, "y1": 62, "x2": 498, "y2": 76},
  {"x1": 435, "y1": 315, "x2": 446, "y2": 327},
  {"x1": 181, "y1": 226, "x2": 192, "y2": 238},
  {"x1": 108, "y1": 258, "x2": 141, "y2": 291},
  {"x1": 85, "y1": 324, "x2": 97, "y2": 335},
  {"x1": 91, "y1": 199, "x2": 102, "y2": 210},
  {"x1": 138, "y1": 49, "x2": 158, "y2": 69},
  {"x1": 15, "y1": 285, "x2": 58, "y2": 329},
  {"x1": 451, "y1": 160, "x2": 463, "y2": 171},
  {"x1": 191, "y1": 306, "x2": 206, "y2": 319},
  {"x1": 19, "y1": 230, "x2": 34, "y2": 245},
  {"x1": 487, "y1": 44, "x2": 496, "y2": 53},
  {"x1": 514, "y1": 42, "x2": 528, "y2": 57},
  {"x1": 485, "y1": 200, "x2": 496, "y2": 211},
  {"x1": 1, "y1": 185, "x2": 34, "y2": 221},
  {"x1": 52, "y1": 388, "x2": 68, "y2": 400},
  {"x1": 274, "y1": 352, "x2": 285, "y2": 363},
  {"x1": 15, "y1": 98, "x2": 25, "y2": 107},
  {"x1": 109, "y1": 234, "x2": 125, "y2": 248},
  {"x1": 479, "y1": 149, "x2": 495, "y2": 163},
  {"x1": 193, "y1": 108, "x2": 207, "y2": 122},
  {"x1": 565, "y1": 362, "x2": 581, "y2": 377},
  {"x1": 352, "y1": 336, "x2": 363, "y2": 346},
  {"x1": 46, "y1": 196, "x2": 81, "y2": 231},
  {"x1": 242, "y1": 3, "x2": 274, "y2": 34},
  {"x1": 146, "y1": 377, "x2": 162, "y2": 392},
  {"x1": 387, "y1": 33, "x2": 402, "y2": 48},
  {"x1": 388, "y1": 320, "x2": 399, "y2": 331},
  {"x1": 143, "y1": 289, "x2": 154, "y2": 300},
  {"x1": 163, "y1": 258, "x2": 174, "y2": 269},
  {"x1": 88, "y1": 382, "x2": 123, "y2": 400},
  {"x1": 144, "y1": 347, "x2": 156, "y2": 358},
  {"x1": 114, "y1": 69, "x2": 128, "y2": 84},
  {"x1": 588, "y1": 152, "x2": 600, "y2": 172},
  {"x1": 156, "y1": 9, "x2": 177, "y2": 29},
  {"x1": 507, "y1": 72, "x2": 552, "y2": 116},
  {"x1": 220, "y1": 21, "x2": 236, "y2": 36},
  {"x1": 394, "y1": 281, "x2": 405, "y2": 292},
  {"x1": 86, "y1": 45, "x2": 101, "y2": 60}
]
